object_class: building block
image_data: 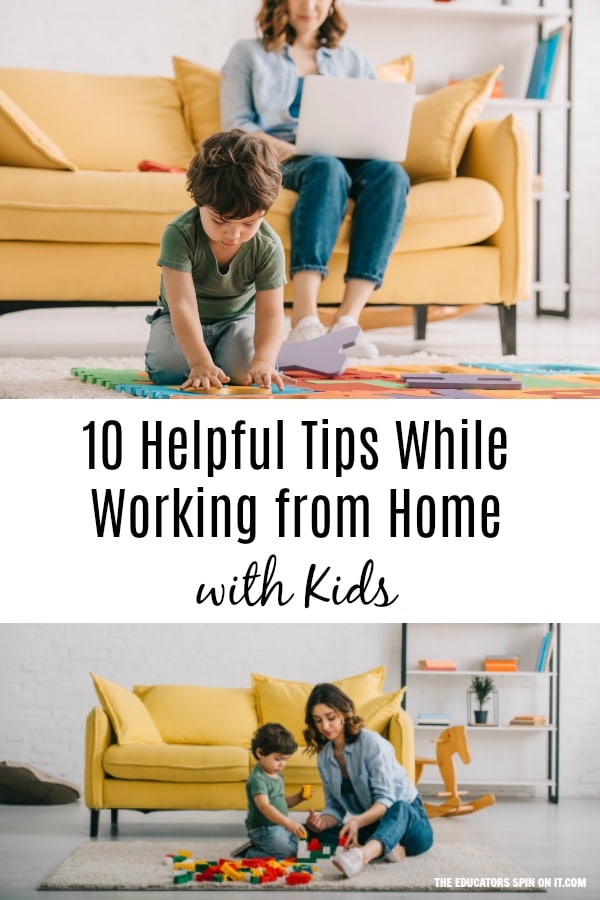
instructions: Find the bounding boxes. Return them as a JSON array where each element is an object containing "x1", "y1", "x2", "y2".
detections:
[{"x1": 276, "y1": 325, "x2": 359, "y2": 376}]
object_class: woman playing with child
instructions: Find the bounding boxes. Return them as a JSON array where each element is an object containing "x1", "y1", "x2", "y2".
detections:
[
  {"x1": 303, "y1": 683, "x2": 433, "y2": 879},
  {"x1": 220, "y1": 0, "x2": 410, "y2": 359}
]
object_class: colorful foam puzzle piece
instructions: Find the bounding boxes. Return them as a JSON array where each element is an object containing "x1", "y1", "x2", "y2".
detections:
[
  {"x1": 402, "y1": 373, "x2": 522, "y2": 390},
  {"x1": 276, "y1": 325, "x2": 359, "y2": 377}
]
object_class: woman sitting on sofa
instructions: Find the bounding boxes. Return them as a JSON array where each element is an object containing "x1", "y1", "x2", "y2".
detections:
[
  {"x1": 302, "y1": 683, "x2": 433, "y2": 879},
  {"x1": 220, "y1": 0, "x2": 410, "y2": 359}
]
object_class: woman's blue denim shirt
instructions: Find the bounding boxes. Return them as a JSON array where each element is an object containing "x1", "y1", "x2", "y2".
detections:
[
  {"x1": 220, "y1": 38, "x2": 376, "y2": 143},
  {"x1": 316, "y1": 729, "x2": 418, "y2": 822}
]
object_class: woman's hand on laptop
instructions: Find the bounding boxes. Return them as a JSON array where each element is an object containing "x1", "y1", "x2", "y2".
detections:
[{"x1": 257, "y1": 131, "x2": 296, "y2": 163}]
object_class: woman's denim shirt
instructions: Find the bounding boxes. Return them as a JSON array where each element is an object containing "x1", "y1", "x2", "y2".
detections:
[
  {"x1": 316, "y1": 729, "x2": 418, "y2": 822},
  {"x1": 220, "y1": 38, "x2": 376, "y2": 143}
]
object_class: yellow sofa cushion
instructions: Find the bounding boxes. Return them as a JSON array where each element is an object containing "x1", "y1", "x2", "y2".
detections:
[
  {"x1": 359, "y1": 688, "x2": 406, "y2": 733},
  {"x1": 252, "y1": 667, "x2": 385, "y2": 743},
  {"x1": 403, "y1": 66, "x2": 503, "y2": 184},
  {"x1": 377, "y1": 55, "x2": 414, "y2": 83},
  {"x1": 91, "y1": 673, "x2": 163, "y2": 746},
  {"x1": 0, "y1": 67, "x2": 196, "y2": 171},
  {"x1": 0, "y1": 89, "x2": 77, "y2": 171},
  {"x1": 133, "y1": 685, "x2": 258, "y2": 747},
  {"x1": 172, "y1": 56, "x2": 220, "y2": 149},
  {"x1": 103, "y1": 743, "x2": 250, "y2": 783}
]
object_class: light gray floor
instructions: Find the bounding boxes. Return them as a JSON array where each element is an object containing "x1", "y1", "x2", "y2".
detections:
[
  {"x1": 0, "y1": 798, "x2": 595, "y2": 899},
  {"x1": 0, "y1": 294, "x2": 598, "y2": 363}
]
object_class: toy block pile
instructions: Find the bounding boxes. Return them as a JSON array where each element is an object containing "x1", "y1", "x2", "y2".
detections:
[
  {"x1": 165, "y1": 850, "x2": 318, "y2": 886},
  {"x1": 297, "y1": 834, "x2": 347, "y2": 862}
]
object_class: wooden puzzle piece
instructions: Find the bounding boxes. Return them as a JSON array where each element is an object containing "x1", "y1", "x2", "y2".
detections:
[{"x1": 277, "y1": 325, "x2": 359, "y2": 377}]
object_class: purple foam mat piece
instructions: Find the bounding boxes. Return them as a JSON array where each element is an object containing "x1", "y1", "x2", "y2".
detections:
[
  {"x1": 276, "y1": 325, "x2": 360, "y2": 377},
  {"x1": 402, "y1": 373, "x2": 522, "y2": 390}
]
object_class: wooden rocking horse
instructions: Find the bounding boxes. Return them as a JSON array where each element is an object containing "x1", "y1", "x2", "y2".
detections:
[{"x1": 415, "y1": 725, "x2": 496, "y2": 818}]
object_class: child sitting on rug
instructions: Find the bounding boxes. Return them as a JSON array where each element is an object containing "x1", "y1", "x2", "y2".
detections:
[
  {"x1": 145, "y1": 129, "x2": 287, "y2": 391},
  {"x1": 241, "y1": 723, "x2": 312, "y2": 859}
]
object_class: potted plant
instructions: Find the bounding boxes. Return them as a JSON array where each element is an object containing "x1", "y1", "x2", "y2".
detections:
[{"x1": 470, "y1": 675, "x2": 495, "y2": 724}]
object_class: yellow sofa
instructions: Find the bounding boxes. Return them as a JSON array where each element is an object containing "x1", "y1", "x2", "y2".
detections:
[
  {"x1": 85, "y1": 668, "x2": 414, "y2": 838},
  {"x1": 0, "y1": 59, "x2": 531, "y2": 354}
]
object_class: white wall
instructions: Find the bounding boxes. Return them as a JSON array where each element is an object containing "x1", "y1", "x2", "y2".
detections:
[
  {"x1": 0, "y1": 623, "x2": 598, "y2": 798},
  {"x1": 2, "y1": 0, "x2": 600, "y2": 308}
]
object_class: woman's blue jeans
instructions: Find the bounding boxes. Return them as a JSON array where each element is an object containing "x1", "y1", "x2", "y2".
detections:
[
  {"x1": 281, "y1": 154, "x2": 410, "y2": 288},
  {"x1": 144, "y1": 308, "x2": 255, "y2": 385},
  {"x1": 307, "y1": 796, "x2": 433, "y2": 858}
]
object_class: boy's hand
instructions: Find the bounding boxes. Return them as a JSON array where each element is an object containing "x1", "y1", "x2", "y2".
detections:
[
  {"x1": 245, "y1": 359, "x2": 286, "y2": 391},
  {"x1": 286, "y1": 819, "x2": 308, "y2": 839},
  {"x1": 183, "y1": 363, "x2": 230, "y2": 391}
]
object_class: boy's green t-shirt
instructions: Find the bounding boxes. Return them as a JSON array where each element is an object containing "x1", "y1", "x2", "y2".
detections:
[
  {"x1": 157, "y1": 207, "x2": 286, "y2": 323},
  {"x1": 245, "y1": 765, "x2": 288, "y2": 831}
]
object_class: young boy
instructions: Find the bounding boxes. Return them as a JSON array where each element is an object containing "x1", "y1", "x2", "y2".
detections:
[
  {"x1": 145, "y1": 129, "x2": 287, "y2": 391},
  {"x1": 242, "y1": 723, "x2": 310, "y2": 860}
]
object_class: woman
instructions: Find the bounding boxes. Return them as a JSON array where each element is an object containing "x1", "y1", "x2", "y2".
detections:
[
  {"x1": 303, "y1": 683, "x2": 433, "y2": 879},
  {"x1": 220, "y1": 0, "x2": 410, "y2": 359}
]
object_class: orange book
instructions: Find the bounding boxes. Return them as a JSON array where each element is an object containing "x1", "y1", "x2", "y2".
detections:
[{"x1": 418, "y1": 659, "x2": 457, "y2": 670}]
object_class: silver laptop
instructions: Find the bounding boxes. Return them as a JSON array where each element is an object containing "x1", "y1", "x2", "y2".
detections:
[{"x1": 294, "y1": 75, "x2": 415, "y2": 162}]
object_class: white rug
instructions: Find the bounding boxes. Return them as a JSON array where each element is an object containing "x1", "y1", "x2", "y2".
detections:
[{"x1": 39, "y1": 839, "x2": 543, "y2": 892}]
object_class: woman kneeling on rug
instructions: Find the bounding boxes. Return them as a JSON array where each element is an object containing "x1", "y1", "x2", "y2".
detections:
[{"x1": 304, "y1": 683, "x2": 433, "y2": 879}]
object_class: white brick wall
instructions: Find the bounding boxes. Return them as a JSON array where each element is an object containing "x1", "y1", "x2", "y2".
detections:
[
  {"x1": 2, "y1": 0, "x2": 599, "y2": 301},
  {"x1": 0, "y1": 624, "x2": 598, "y2": 797}
]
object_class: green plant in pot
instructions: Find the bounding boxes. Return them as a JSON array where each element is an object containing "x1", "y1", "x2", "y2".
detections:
[{"x1": 471, "y1": 675, "x2": 495, "y2": 724}]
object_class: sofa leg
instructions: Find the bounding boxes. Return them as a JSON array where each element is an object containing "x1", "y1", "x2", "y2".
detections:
[
  {"x1": 90, "y1": 809, "x2": 100, "y2": 838},
  {"x1": 414, "y1": 306, "x2": 428, "y2": 341},
  {"x1": 498, "y1": 304, "x2": 517, "y2": 356},
  {"x1": 110, "y1": 809, "x2": 119, "y2": 835}
]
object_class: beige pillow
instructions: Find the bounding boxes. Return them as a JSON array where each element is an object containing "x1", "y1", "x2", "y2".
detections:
[
  {"x1": 403, "y1": 66, "x2": 503, "y2": 184},
  {"x1": 377, "y1": 55, "x2": 414, "y2": 83},
  {"x1": 0, "y1": 88, "x2": 76, "y2": 170},
  {"x1": 0, "y1": 67, "x2": 196, "y2": 171},
  {"x1": 359, "y1": 688, "x2": 406, "y2": 734},
  {"x1": 252, "y1": 667, "x2": 386, "y2": 743},
  {"x1": 172, "y1": 56, "x2": 221, "y2": 148},
  {"x1": 91, "y1": 673, "x2": 163, "y2": 745}
]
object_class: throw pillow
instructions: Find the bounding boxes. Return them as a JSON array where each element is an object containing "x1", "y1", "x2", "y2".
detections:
[
  {"x1": 91, "y1": 673, "x2": 163, "y2": 745},
  {"x1": 359, "y1": 688, "x2": 406, "y2": 734},
  {"x1": 172, "y1": 56, "x2": 221, "y2": 148},
  {"x1": 377, "y1": 55, "x2": 415, "y2": 83},
  {"x1": 251, "y1": 667, "x2": 386, "y2": 743},
  {"x1": 403, "y1": 65, "x2": 504, "y2": 184},
  {"x1": 0, "y1": 88, "x2": 77, "y2": 170}
]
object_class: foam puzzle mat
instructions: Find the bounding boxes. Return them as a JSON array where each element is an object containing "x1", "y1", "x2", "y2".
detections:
[{"x1": 70, "y1": 363, "x2": 600, "y2": 399}]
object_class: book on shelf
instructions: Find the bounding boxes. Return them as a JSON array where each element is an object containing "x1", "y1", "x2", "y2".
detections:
[
  {"x1": 510, "y1": 715, "x2": 546, "y2": 726},
  {"x1": 526, "y1": 25, "x2": 570, "y2": 101},
  {"x1": 417, "y1": 713, "x2": 451, "y2": 727},
  {"x1": 418, "y1": 659, "x2": 457, "y2": 671},
  {"x1": 543, "y1": 624, "x2": 557, "y2": 672},
  {"x1": 484, "y1": 659, "x2": 519, "y2": 672},
  {"x1": 535, "y1": 628, "x2": 552, "y2": 671}
]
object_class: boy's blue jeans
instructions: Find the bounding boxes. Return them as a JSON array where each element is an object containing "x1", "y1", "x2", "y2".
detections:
[
  {"x1": 308, "y1": 796, "x2": 433, "y2": 858},
  {"x1": 281, "y1": 155, "x2": 410, "y2": 287},
  {"x1": 247, "y1": 825, "x2": 298, "y2": 860},
  {"x1": 144, "y1": 308, "x2": 255, "y2": 385}
]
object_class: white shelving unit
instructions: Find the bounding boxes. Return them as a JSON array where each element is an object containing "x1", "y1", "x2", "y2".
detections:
[
  {"x1": 400, "y1": 624, "x2": 560, "y2": 801},
  {"x1": 343, "y1": 0, "x2": 573, "y2": 318}
]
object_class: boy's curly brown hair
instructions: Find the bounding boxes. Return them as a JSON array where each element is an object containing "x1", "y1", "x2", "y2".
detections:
[
  {"x1": 256, "y1": 0, "x2": 347, "y2": 51},
  {"x1": 186, "y1": 129, "x2": 282, "y2": 219}
]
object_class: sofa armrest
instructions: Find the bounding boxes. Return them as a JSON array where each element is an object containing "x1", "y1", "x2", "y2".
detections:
[
  {"x1": 84, "y1": 706, "x2": 114, "y2": 809},
  {"x1": 459, "y1": 114, "x2": 532, "y2": 303},
  {"x1": 387, "y1": 708, "x2": 416, "y2": 785}
]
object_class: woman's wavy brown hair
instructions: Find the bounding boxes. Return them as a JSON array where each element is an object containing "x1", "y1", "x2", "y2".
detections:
[
  {"x1": 257, "y1": 0, "x2": 347, "y2": 51},
  {"x1": 303, "y1": 683, "x2": 364, "y2": 755}
]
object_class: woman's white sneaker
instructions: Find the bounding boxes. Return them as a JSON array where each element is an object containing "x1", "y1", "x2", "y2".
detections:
[
  {"x1": 332, "y1": 847, "x2": 365, "y2": 879},
  {"x1": 287, "y1": 315, "x2": 327, "y2": 342}
]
